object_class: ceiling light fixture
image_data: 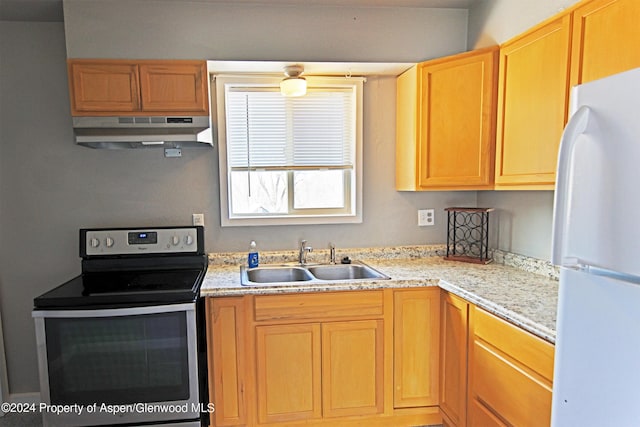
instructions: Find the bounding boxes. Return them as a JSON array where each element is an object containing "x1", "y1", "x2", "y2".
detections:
[{"x1": 280, "y1": 64, "x2": 307, "y2": 97}]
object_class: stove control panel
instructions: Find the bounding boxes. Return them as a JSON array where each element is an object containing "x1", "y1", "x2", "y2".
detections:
[{"x1": 82, "y1": 226, "x2": 203, "y2": 256}]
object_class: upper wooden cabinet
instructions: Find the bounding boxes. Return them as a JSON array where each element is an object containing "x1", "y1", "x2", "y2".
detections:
[
  {"x1": 571, "y1": 0, "x2": 640, "y2": 86},
  {"x1": 396, "y1": 46, "x2": 499, "y2": 191},
  {"x1": 494, "y1": 0, "x2": 640, "y2": 190},
  {"x1": 68, "y1": 59, "x2": 209, "y2": 116},
  {"x1": 494, "y1": 13, "x2": 572, "y2": 190}
]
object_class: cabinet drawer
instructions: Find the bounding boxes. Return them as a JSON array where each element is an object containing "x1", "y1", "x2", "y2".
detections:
[
  {"x1": 469, "y1": 308, "x2": 555, "y2": 427},
  {"x1": 254, "y1": 291, "x2": 384, "y2": 322},
  {"x1": 473, "y1": 308, "x2": 554, "y2": 381}
]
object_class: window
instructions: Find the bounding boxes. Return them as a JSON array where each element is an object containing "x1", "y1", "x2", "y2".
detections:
[{"x1": 215, "y1": 75, "x2": 363, "y2": 226}]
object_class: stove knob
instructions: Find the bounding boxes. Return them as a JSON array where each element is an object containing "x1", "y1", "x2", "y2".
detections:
[
  {"x1": 171, "y1": 235, "x2": 180, "y2": 246},
  {"x1": 89, "y1": 237, "x2": 100, "y2": 248},
  {"x1": 185, "y1": 235, "x2": 194, "y2": 246},
  {"x1": 105, "y1": 237, "x2": 115, "y2": 248}
]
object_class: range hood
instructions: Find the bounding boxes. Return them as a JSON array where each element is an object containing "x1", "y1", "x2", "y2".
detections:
[{"x1": 72, "y1": 116, "x2": 213, "y2": 149}]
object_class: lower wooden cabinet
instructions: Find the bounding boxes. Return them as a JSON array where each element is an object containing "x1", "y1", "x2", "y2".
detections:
[
  {"x1": 206, "y1": 290, "x2": 554, "y2": 427},
  {"x1": 206, "y1": 297, "x2": 247, "y2": 426},
  {"x1": 394, "y1": 288, "x2": 440, "y2": 408},
  {"x1": 322, "y1": 320, "x2": 385, "y2": 417},
  {"x1": 467, "y1": 307, "x2": 555, "y2": 427},
  {"x1": 254, "y1": 320, "x2": 384, "y2": 423},
  {"x1": 255, "y1": 323, "x2": 322, "y2": 423},
  {"x1": 440, "y1": 292, "x2": 469, "y2": 427},
  {"x1": 206, "y1": 289, "x2": 442, "y2": 426}
]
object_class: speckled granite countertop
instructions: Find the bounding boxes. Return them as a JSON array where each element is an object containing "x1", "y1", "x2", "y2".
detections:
[{"x1": 201, "y1": 245, "x2": 559, "y2": 343}]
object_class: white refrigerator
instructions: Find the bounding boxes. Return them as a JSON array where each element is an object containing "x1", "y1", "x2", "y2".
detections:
[{"x1": 551, "y1": 67, "x2": 640, "y2": 427}]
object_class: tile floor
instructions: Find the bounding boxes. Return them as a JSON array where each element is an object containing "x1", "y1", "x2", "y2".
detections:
[{"x1": 0, "y1": 411, "x2": 42, "y2": 426}]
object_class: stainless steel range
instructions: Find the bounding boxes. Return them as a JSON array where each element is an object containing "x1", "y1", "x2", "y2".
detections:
[{"x1": 33, "y1": 226, "x2": 209, "y2": 427}]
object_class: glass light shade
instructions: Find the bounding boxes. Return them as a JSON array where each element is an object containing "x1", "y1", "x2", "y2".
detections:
[{"x1": 280, "y1": 77, "x2": 307, "y2": 97}]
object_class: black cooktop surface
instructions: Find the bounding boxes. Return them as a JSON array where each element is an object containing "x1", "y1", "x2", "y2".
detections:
[{"x1": 34, "y1": 268, "x2": 205, "y2": 309}]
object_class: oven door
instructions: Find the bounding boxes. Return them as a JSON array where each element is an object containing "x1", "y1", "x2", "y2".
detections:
[{"x1": 33, "y1": 303, "x2": 201, "y2": 427}]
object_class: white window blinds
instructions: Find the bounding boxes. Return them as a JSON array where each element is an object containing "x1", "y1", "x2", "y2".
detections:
[{"x1": 225, "y1": 87, "x2": 355, "y2": 170}]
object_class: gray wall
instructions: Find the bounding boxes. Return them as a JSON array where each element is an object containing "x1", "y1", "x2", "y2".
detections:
[
  {"x1": 467, "y1": 0, "x2": 581, "y2": 261},
  {"x1": 1, "y1": 3, "x2": 474, "y2": 394},
  {"x1": 1, "y1": 21, "x2": 80, "y2": 397},
  {"x1": 63, "y1": 0, "x2": 469, "y2": 62},
  {"x1": 468, "y1": 0, "x2": 582, "y2": 49}
]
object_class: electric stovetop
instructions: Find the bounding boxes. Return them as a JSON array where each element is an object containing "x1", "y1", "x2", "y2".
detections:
[
  {"x1": 34, "y1": 268, "x2": 206, "y2": 309},
  {"x1": 34, "y1": 226, "x2": 208, "y2": 309}
]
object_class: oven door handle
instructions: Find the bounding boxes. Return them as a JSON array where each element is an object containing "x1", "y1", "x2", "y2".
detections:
[{"x1": 32, "y1": 302, "x2": 195, "y2": 318}]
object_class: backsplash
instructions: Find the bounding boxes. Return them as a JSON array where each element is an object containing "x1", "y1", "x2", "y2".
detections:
[
  {"x1": 492, "y1": 249, "x2": 559, "y2": 280},
  {"x1": 208, "y1": 245, "x2": 559, "y2": 281}
]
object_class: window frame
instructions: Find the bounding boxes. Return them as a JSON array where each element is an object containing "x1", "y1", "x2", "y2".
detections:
[{"x1": 214, "y1": 75, "x2": 364, "y2": 227}]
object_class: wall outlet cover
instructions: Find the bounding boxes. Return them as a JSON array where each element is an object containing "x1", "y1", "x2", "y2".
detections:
[
  {"x1": 192, "y1": 213, "x2": 205, "y2": 226},
  {"x1": 418, "y1": 209, "x2": 435, "y2": 226}
]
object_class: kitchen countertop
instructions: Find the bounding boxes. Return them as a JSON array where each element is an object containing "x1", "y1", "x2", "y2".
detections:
[{"x1": 200, "y1": 245, "x2": 559, "y2": 343}]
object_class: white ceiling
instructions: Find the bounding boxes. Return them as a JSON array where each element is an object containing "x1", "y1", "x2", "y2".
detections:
[{"x1": 0, "y1": 0, "x2": 478, "y2": 22}]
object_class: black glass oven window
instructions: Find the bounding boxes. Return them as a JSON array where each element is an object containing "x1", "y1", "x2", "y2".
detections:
[{"x1": 45, "y1": 311, "x2": 189, "y2": 405}]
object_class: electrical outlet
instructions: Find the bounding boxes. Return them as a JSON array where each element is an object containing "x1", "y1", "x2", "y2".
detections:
[
  {"x1": 418, "y1": 209, "x2": 435, "y2": 226},
  {"x1": 192, "y1": 213, "x2": 205, "y2": 226}
]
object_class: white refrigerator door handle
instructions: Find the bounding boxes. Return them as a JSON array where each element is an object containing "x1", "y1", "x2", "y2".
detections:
[{"x1": 551, "y1": 105, "x2": 592, "y2": 266}]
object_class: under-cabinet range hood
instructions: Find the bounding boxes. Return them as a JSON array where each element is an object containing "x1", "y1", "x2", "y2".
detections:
[{"x1": 72, "y1": 116, "x2": 213, "y2": 149}]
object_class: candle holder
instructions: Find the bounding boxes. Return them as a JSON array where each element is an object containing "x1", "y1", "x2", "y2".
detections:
[{"x1": 445, "y1": 207, "x2": 494, "y2": 264}]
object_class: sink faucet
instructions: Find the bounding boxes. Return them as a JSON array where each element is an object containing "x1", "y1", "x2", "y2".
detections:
[
  {"x1": 329, "y1": 243, "x2": 336, "y2": 264},
  {"x1": 299, "y1": 240, "x2": 313, "y2": 264}
]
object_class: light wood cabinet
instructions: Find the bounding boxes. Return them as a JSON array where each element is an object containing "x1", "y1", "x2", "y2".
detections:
[
  {"x1": 252, "y1": 292, "x2": 386, "y2": 422},
  {"x1": 467, "y1": 307, "x2": 555, "y2": 427},
  {"x1": 393, "y1": 288, "x2": 440, "y2": 408},
  {"x1": 206, "y1": 297, "x2": 247, "y2": 427},
  {"x1": 255, "y1": 323, "x2": 322, "y2": 423},
  {"x1": 570, "y1": 0, "x2": 640, "y2": 87},
  {"x1": 68, "y1": 59, "x2": 209, "y2": 116},
  {"x1": 494, "y1": 13, "x2": 572, "y2": 189},
  {"x1": 396, "y1": 46, "x2": 498, "y2": 191},
  {"x1": 322, "y1": 320, "x2": 385, "y2": 417},
  {"x1": 255, "y1": 319, "x2": 384, "y2": 422},
  {"x1": 439, "y1": 292, "x2": 469, "y2": 427},
  {"x1": 493, "y1": 0, "x2": 640, "y2": 190},
  {"x1": 207, "y1": 289, "x2": 442, "y2": 426},
  {"x1": 68, "y1": 62, "x2": 140, "y2": 113},
  {"x1": 207, "y1": 288, "x2": 555, "y2": 427}
]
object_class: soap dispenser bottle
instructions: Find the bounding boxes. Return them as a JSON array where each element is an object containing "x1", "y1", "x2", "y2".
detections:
[{"x1": 248, "y1": 240, "x2": 259, "y2": 268}]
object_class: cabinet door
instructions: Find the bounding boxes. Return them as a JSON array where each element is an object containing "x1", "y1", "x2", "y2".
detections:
[
  {"x1": 393, "y1": 288, "x2": 440, "y2": 408},
  {"x1": 207, "y1": 298, "x2": 247, "y2": 426},
  {"x1": 139, "y1": 62, "x2": 209, "y2": 114},
  {"x1": 396, "y1": 47, "x2": 498, "y2": 191},
  {"x1": 322, "y1": 320, "x2": 384, "y2": 417},
  {"x1": 418, "y1": 47, "x2": 498, "y2": 189},
  {"x1": 255, "y1": 323, "x2": 322, "y2": 424},
  {"x1": 494, "y1": 14, "x2": 571, "y2": 189},
  {"x1": 571, "y1": 0, "x2": 640, "y2": 86},
  {"x1": 68, "y1": 61, "x2": 140, "y2": 114},
  {"x1": 439, "y1": 292, "x2": 469, "y2": 427},
  {"x1": 468, "y1": 308, "x2": 554, "y2": 427},
  {"x1": 396, "y1": 65, "x2": 420, "y2": 190}
]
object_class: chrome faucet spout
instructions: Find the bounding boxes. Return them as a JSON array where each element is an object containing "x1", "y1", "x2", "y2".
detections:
[
  {"x1": 299, "y1": 240, "x2": 313, "y2": 264},
  {"x1": 330, "y1": 243, "x2": 336, "y2": 264}
]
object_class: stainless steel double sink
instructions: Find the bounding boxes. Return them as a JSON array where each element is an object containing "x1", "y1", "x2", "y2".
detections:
[{"x1": 240, "y1": 261, "x2": 390, "y2": 286}]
